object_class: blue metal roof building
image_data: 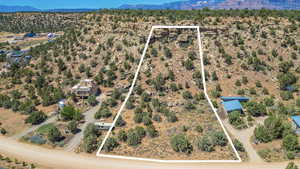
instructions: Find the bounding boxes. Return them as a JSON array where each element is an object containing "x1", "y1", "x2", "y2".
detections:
[
  {"x1": 291, "y1": 116, "x2": 300, "y2": 135},
  {"x1": 221, "y1": 96, "x2": 250, "y2": 102},
  {"x1": 291, "y1": 116, "x2": 300, "y2": 128},
  {"x1": 24, "y1": 32, "x2": 36, "y2": 38},
  {"x1": 222, "y1": 100, "x2": 244, "y2": 113}
]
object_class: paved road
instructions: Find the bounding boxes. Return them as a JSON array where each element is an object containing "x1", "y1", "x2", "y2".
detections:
[
  {"x1": 11, "y1": 113, "x2": 58, "y2": 140},
  {"x1": 0, "y1": 136, "x2": 294, "y2": 169},
  {"x1": 64, "y1": 95, "x2": 105, "y2": 152}
]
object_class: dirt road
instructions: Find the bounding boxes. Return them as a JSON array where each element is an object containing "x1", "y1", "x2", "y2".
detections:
[
  {"x1": 11, "y1": 113, "x2": 58, "y2": 140},
  {"x1": 0, "y1": 136, "x2": 295, "y2": 169},
  {"x1": 64, "y1": 95, "x2": 105, "y2": 152},
  {"x1": 223, "y1": 118, "x2": 264, "y2": 163}
]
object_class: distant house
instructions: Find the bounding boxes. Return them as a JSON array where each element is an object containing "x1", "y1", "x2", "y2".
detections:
[
  {"x1": 94, "y1": 122, "x2": 113, "y2": 130},
  {"x1": 47, "y1": 33, "x2": 55, "y2": 39},
  {"x1": 6, "y1": 50, "x2": 32, "y2": 65},
  {"x1": 221, "y1": 96, "x2": 250, "y2": 114},
  {"x1": 291, "y1": 116, "x2": 300, "y2": 135},
  {"x1": 7, "y1": 50, "x2": 24, "y2": 57},
  {"x1": 72, "y1": 79, "x2": 98, "y2": 98},
  {"x1": 58, "y1": 100, "x2": 66, "y2": 110},
  {"x1": 14, "y1": 36, "x2": 24, "y2": 40},
  {"x1": 24, "y1": 32, "x2": 36, "y2": 38}
]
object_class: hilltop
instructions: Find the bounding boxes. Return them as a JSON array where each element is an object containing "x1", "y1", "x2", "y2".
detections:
[{"x1": 0, "y1": 9, "x2": 299, "y2": 162}]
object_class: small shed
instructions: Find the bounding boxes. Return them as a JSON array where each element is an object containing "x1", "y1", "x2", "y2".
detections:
[
  {"x1": 47, "y1": 33, "x2": 55, "y2": 39},
  {"x1": 221, "y1": 96, "x2": 249, "y2": 102},
  {"x1": 58, "y1": 100, "x2": 66, "y2": 110},
  {"x1": 94, "y1": 122, "x2": 113, "y2": 130},
  {"x1": 291, "y1": 116, "x2": 300, "y2": 134},
  {"x1": 24, "y1": 32, "x2": 36, "y2": 38},
  {"x1": 222, "y1": 100, "x2": 244, "y2": 113}
]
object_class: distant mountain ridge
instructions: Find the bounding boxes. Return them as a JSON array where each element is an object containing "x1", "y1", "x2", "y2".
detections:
[
  {"x1": 119, "y1": 0, "x2": 300, "y2": 10},
  {"x1": 0, "y1": 5, "x2": 96, "y2": 13},
  {"x1": 0, "y1": 5, "x2": 40, "y2": 12},
  {"x1": 0, "y1": 0, "x2": 299, "y2": 13}
]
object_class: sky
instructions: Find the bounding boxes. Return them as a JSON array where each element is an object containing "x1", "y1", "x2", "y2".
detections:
[{"x1": 0, "y1": 0, "x2": 181, "y2": 9}]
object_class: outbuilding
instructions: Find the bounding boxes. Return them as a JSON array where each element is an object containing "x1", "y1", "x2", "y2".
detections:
[
  {"x1": 291, "y1": 116, "x2": 300, "y2": 134},
  {"x1": 222, "y1": 100, "x2": 244, "y2": 114},
  {"x1": 94, "y1": 122, "x2": 113, "y2": 130},
  {"x1": 24, "y1": 32, "x2": 36, "y2": 38},
  {"x1": 221, "y1": 96, "x2": 249, "y2": 102}
]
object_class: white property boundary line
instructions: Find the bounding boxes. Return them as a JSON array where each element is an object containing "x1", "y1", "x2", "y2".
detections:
[{"x1": 96, "y1": 25, "x2": 242, "y2": 163}]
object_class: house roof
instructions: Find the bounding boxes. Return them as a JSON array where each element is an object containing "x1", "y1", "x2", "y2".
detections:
[
  {"x1": 222, "y1": 100, "x2": 243, "y2": 112},
  {"x1": 221, "y1": 96, "x2": 249, "y2": 102},
  {"x1": 291, "y1": 116, "x2": 300, "y2": 127},
  {"x1": 94, "y1": 122, "x2": 113, "y2": 127}
]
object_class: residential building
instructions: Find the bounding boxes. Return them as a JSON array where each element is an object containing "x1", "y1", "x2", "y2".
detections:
[{"x1": 72, "y1": 79, "x2": 98, "y2": 98}]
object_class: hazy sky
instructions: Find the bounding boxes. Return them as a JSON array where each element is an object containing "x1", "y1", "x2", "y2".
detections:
[{"x1": 0, "y1": 0, "x2": 181, "y2": 9}]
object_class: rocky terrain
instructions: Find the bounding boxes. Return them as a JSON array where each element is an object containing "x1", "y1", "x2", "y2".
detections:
[{"x1": 0, "y1": 9, "x2": 299, "y2": 161}]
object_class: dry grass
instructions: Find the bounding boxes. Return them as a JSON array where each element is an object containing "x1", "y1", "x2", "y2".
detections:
[
  {"x1": 104, "y1": 29, "x2": 237, "y2": 160},
  {"x1": 0, "y1": 108, "x2": 30, "y2": 136}
]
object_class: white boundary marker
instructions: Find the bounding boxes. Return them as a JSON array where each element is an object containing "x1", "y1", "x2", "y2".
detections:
[{"x1": 96, "y1": 25, "x2": 242, "y2": 163}]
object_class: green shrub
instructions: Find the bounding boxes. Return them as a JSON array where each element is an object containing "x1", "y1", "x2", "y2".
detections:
[
  {"x1": 242, "y1": 76, "x2": 248, "y2": 84},
  {"x1": 115, "y1": 116, "x2": 126, "y2": 127},
  {"x1": 182, "y1": 91, "x2": 193, "y2": 100},
  {"x1": 103, "y1": 137, "x2": 119, "y2": 152},
  {"x1": 198, "y1": 135, "x2": 214, "y2": 152},
  {"x1": 285, "y1": 162, "x2": 298, "y2": 169},
  {"x1": 246, "y1": 101, "x2": 266, "y2": 117},
  {"x1": 153, "y1": 114, "x2": 162, "y2": 122},
  {"x1": 249, "y1": 87, "x2": 256, "y2": 95},
  {"x1": 47, "y1": 126, "x2": 62, "y2": 143},
  {"x1": 170, "y1": 134, "x2": 193, "y2": 154},
  {"x1": 146, "y1": 125, "x2": 158, "y2": 138},
  {"x1": 95, "y1": 105, "x2": 112, "y2": 119},
  {"x1": 282, "y1": 134, "x2": 298, "y2": 151},
  {"x1": 280, "y1": 91, "x2": 294, "y2": 101},
  {"x1": 84, "y1": 123, "x2": 98, "y2": 138},
  {"x1": 286, "y1": 151, "x2": 295, "y2": 160},
  {"x1": 135, "y1": 126, "x2": 146, "y2": 138},
  {"x1": 277, "y1": 72, "x2": 297, "y2": 90},
  {"x1": 142, "y1": 116, "x2": 152, "y2": 126},
  {"x1": 167, "y1": 112, "x2": 178, "y2": 122},
  {"x1": 83, "y1": 135, "x2": 98, "y2": 153},
  {"x1": 212, "y1": 131, "x2": 228, "y2": 146},
  {"x1": 258, "y1": 148, "x2": 271, "y2": 160},
  {"x1": 211, "y1": 90, "x2": 221, "y2": 98},
  {"x1": 228, "y1": 111, "x2": 246, "y2": 128},
  {"x1": 117, "y1": 130, "x2": 127, "y2": 142},
  {"x1": 0, "y1": 128, "x2": 7, "y2": 135},
  {"x1": 133, "y1": 113, "x2": 143, "y2": 123},
  {"x1": 126, "y1": 99, "x2": 135, "y2": 109},
  {"x1": 127, "y1": 129, "x2": 141, "y2": 146},
  {"x1": 254, "y1": 125, "x2": 271, "y2": 143},
  {"x1": 67, "y1": 121, "x2": 78, "y2": 134},
  {"x1": 60, "y1": 105, "x2": 82, "y2": 121},
  {"x1": 296, "y1": 97, "x2": 300, "y2": 106},
  {"x1": 255, "y1": 81, "x2": 262, "y2": 87},
  {"x1": 233, "y1": 139, "x2": 245, "y2": 152},
  {"x1": 25, "y1": 111, "x2": 47, "y2": 125},
  {"x1": 264, "y1": 97, "x2": 274, "y2": 107},
  {"x1": 235, "y1": 80, "x2": 241, "y2": 86},
  {"x1": 87, "y1": 95, "x2": 98, "y2": 106},
  {"x1": 195, "y1": 125, "x2": 203, "y2": 133}
]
